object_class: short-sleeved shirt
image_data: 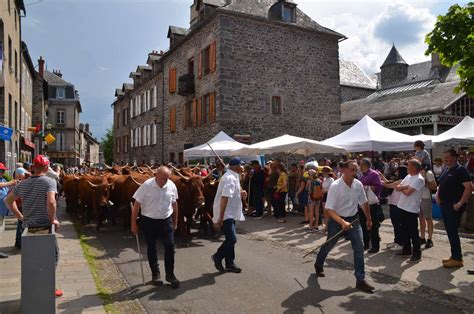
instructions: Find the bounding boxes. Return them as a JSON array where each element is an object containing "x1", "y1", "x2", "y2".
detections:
[
  {"x1": 213, "y1": 169, "x2": 245, "y2": 223},
  {"x1": 133, "y1": 178, "x2": 178, "y2": 220},
  {"x1": 421, "y1": 170, "x2": 436, "y2": 199},
  {"x1": 0, "y1": 178, "x2": 11, "y2": 216},
  {"x1": 325, "y1": 177, "x2": 367, "y2": 217},
  {"x1": 322, "y1": 177, "x2": 334, "y2": 193},
  {"x1": 359, "y1": 168, "x2": 384, "y2": 197},
  {"x1": 397, "y1": 174, "x2": 425, "y2": 214},
  {"x1": 438, "y1": 164, "x2": 471, "y2": 204},
  {"x1": 415, "y1": 150, "x2": 431, "y2": 167},
  {"x1": 12, "y1": 175, "x2": 57, "y2": 228}
]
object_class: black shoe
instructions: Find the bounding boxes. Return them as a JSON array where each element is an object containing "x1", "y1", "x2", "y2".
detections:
[
  {"x1": 425, "y1": 239, "x2": 433, "y2": 249},
  {"x1": 356, "y1": 280, "x2": 375, "y2": 293},
  {"x1": 251, "y1": 213, "x2": 264, "y2": 219},
  {"x1": 225, "y1": 265, "x2": 242, "y2": 273},
  {"x1": 314, "y1": 264, "x2": 325, "y2": 277},
  {"x1": 212, "y1": 255, "x2": 225, "y2": 272},
  {"x1": 397, "y1": 250, "x2": 412, "y2": 256},
  {"x1": 409, "y1": 254, "x2": 421, "y2": 262},
  {"x1": 419, "y1": 238, "x2": 427, "y2": 245},
  {"x1": 299, "y1": 220, "x2": 309, "y2": 224},
  {"x1": 151, "y1": 273, "x2": 163, "y2": 286},
  {"x1": 367, "y1": 248, "x2": 379, "y2": 254},
  {"x1": 166, "y1": 274, "x2": 180, "y2": 289}
]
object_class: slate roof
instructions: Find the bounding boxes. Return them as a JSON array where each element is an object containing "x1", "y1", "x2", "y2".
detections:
[
  {"x1": 129, "y1": 72, "x2": 141, "y2": 78},
  {"x1": 381, "y1": 45, "x2": 407, "y2": 67},
  {"x1": 147, "y1": 54, "x2": 161, "y2": 64},
  {"x1": 168, "y1": 26, "x2": 189, "y2": 37},
  {"x1": 115, "y1": 89, "x2": 124, "y2": 97},
  {"x1": 218, "y1": 0, "x2": 345, "y2": 38},
  {"x1": 339, "y1": 60, "x2": 376, "y2": 89},
  {"x1": 341, "y1": 80, "x2": 465, "y2": 124},
  {"x1": 137, "y1": 65, "x2": 152, "y2": 71},
  {"x1": 43, "y1": 70, "x2": 73, "y2": 86},
  {"x1": 122, "y1": 83, "x2": 134, "y2": 91}
]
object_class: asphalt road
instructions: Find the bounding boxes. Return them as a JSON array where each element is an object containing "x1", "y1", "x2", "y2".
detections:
[{"x1": 95, "y1": 224, "x2": 471, "y2": 314}]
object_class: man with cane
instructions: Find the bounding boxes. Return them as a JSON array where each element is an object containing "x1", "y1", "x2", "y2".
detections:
[
  {"x1": 131, "y1": 166, "x2": 180, "y2": 288},
  {"x1": 314, "y1": 160, "x2": 375, "y2": 293}
]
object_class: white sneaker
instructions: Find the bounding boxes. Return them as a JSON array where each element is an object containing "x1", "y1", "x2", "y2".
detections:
[{"x1": 386, "y1": 243, "x2": 396, "y2": 249}]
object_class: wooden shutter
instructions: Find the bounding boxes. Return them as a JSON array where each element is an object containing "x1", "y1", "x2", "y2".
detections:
[
  {"x1": 183, "y1": 103, "x2": 187, "y2": 130},
  {"x1": 210, "y1": 41, "x2": 217, "y2": 73},
  {"x1": 197, "y1": 97, "x2": 202, "y2": 126},
  {"x1": 192, "y1": 99, "x2": 197, "y2": 127},
  {"x1": 170, "y1": 106, "x2": 176, "y2": 133},
  {"x1": 209, "y1": 92, "x2": 216, "y2": 122},
  {"x1": 169, "y1": 68, "x2": 177, "y2": 93},
  {"x1": 198, "y1": 51, "x2": 202, "y2": 79}
]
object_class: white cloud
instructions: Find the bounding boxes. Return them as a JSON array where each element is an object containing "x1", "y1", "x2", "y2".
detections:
[{"x1": 299, "y1": 0, "x2": 438, "y2": 75}]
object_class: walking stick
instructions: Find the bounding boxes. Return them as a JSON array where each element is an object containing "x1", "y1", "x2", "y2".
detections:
[
  {"x1": 131, "y1": 202, "x2": 146, "y2": 286},
  {"x1": 207, "y1": 143, "x2": 226, "y2": 168},
  {"x1": 302, "y1": 218, "x2": 359, "y2": 258}
]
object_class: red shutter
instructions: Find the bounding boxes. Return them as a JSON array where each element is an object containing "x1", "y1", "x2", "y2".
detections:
[
  {"x1": 169, "y1": 68, "x2": 177, "y2": 93},
  {"x1": 210, "y1": 41, "x2": 217, "y2": 73},
  {"x1": 209, "y1": 92, "x2": 216, "y2": 122},
  {"x1": 170, "y1": 106, "x2": 176, "y2": 132},
  {"x1": 192, "y1": 99, "x2": 197, "y2": 127}
]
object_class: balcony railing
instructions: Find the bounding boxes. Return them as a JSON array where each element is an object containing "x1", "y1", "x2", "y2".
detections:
[{"x1": 178, "y1": 74, "x2": 195, "y2": 97}]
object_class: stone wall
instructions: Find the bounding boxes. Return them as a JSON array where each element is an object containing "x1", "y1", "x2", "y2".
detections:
[
  {"x1": 341, "y1": 85, "x2": 374, "y2": 103},
  {"x1": 113, "y1": 95, "x2": 131, "y2": 164},
  {"x1": 216, "y1": 13, "x2": 341, "y2": 142}
]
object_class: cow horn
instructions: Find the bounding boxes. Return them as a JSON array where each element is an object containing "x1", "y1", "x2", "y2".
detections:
[
  {"x1": 173, "y1": 169, "x2": 190, "y2": 180},
  {"x1": 87, "y1": 181, "x2": 98, "y2": 188},
  {"x1": 145, "y1": 164, "x2": 155, "y2": 174},
  {"x1": 130, "y1": 176, "x2": 143, "y2": 186},
  {"x1": 105, "y1": 164, "x2": 112, "y2": 170}
]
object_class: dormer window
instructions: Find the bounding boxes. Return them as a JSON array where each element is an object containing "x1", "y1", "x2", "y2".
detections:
[{"x1": 282, "y1": 4, "x2": 296, "y2": 23}]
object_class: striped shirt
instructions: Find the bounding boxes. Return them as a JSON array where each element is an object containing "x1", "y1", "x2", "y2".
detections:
[{"x1": 12, "y1": 175, "x2": 57, "y2": 228}]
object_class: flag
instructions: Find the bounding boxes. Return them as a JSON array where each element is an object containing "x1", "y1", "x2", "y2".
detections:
[{"x1": 0, "y1": 126, "x2": 14, "y2": 141}]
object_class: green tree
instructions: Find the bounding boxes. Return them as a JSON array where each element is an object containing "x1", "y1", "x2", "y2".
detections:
[
  {"x1": 101, "y1": 127, "x2": 114, "y2": 165},
  {"x1": 425, "y1": 2, "x2": 474, "y2": 96}
]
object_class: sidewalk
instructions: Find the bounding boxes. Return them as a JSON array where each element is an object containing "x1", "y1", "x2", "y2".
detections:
[
  {"x1": 238, "y1": 210, "x2": 474, "y2": 304},
  {"x1": 0, "y1": 204, "x2": 105, "y2": 313}
]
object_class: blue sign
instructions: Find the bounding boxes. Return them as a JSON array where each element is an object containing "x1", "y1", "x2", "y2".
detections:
[{"x1": 0, "y1": 126, "x2": 14, "y2": 141}]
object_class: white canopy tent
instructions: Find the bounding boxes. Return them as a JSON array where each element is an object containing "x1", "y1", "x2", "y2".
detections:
[
  {"x1": 433, "y1": 116, "x2": 474, "y2": 144},
  {"x1": 322, "y1": 115, "x2": 432, "y2": 152},
  {"x1": 183, "y1": 131, "x2": 250, "y2": 159},
  {"x1": 232, "y1": 134, "x2": 346, "y2": 156}
]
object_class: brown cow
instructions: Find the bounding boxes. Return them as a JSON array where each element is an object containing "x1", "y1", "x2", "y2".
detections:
[
  {"x1": 62, "y1": 174, "x2": 80, "y2": 217},
  {"x1": 198, "y1": 176, "x2": 218, "y2": 236},
  {"x1": 169, "y1": 169, "x2": 205, "y2": 245},
  {"x1": 78, "y1": 176, "x2": 114, "y2": 230}
]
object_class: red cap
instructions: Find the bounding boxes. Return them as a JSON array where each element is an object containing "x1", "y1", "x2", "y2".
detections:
[
  {"x1": 0, "y1": 163, "x2": 8, "y2": 170},
  {"x1": 33, "y1": 155, "x2": 50, "y2": 167}
]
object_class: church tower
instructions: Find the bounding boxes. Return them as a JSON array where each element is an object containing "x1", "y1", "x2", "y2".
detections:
[{"x1": 380, "y1": 44, "x2": 408, "y2": 88}]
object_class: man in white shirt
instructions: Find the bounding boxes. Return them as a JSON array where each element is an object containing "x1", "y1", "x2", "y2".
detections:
[
  {"x1": 315, "y1": 160, "x2": 375, "y2": 293},
  {"x1": 131, "y1": 166, "x2": 180, "y2": 288},
  {"x1": 212, "y1": 158, "x2": 247, "y2": 273},
  {"x1": 396, "y1": 159, "x2": 425, "y2": 262}
]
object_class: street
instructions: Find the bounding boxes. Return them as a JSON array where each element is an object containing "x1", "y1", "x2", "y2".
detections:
[{"x1": 96, "y1": 219, "x2": 473, "y2": 313}]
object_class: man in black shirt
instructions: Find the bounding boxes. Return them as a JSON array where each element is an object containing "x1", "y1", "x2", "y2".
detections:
[
  {"x1": 436, "y1": 149, "x2": 472, "y2": 268},
  {"x1": 249, "y1": 161, "x2": 265, "y2": 219}
]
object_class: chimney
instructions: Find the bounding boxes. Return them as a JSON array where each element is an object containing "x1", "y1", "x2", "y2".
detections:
[
  {"x1": 53, "y1": 69, "x2": 62, "y2": 78},
  {"x1": 85, "y1": 123, "x2": 90, "y2": 133},
  {"x1": 38, "y1": 56, "x2": 45, "y2": 77},
  {"x1": 431, "y1": 53, "x2": 442, "y2": 69}
]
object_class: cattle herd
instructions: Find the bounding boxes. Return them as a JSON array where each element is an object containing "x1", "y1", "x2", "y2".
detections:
[{"x1": 61, "y1": 164, "x2": 219, "y2": 245}]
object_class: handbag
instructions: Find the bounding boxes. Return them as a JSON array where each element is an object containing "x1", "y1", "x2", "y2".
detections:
[{"x1": 365, "y1": 186, "x2": 379, "y2": 205}]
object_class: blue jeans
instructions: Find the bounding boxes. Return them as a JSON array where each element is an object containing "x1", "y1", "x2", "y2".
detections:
[
  {"x1": 214, "y1": 219, "x2": 237, "y2": 268},
  {"x1": 141, "y1": 215, "x2": 175, "y2": 275},
  {"x1": 441, "y1": 202, "x2": 465, "y2": 260},
  {"x1": 316, "y1": 215, "x2": 365, "y2": 282}
]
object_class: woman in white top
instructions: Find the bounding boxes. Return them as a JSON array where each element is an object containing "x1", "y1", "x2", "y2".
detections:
[
  {"x1": 432, "y1": 157, "x2": 445, "y2": 180},
  {"x1": 320, "y1": 166, "x2": 335, "y2": 233},
  {"x1": 379, "y1": 165, "x2": 408, "y2": 248}
]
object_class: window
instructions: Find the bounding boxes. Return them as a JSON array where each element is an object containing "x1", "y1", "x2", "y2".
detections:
[
  {"x1": 178, "y1": 152, "x2": 184, "y2": 165},
  {"x1": 57, "y1": 109, "x2": 65, "y2": 124},
  {"x1": 185, "y1": 101, "x2": 193, "y2": 128},
  {"x1": 8, "y1": 94, "x2": 12, "y2": 128},
  {"x1": 130, "y1": 130, "x2": 134, "y2": 148},
  {"x1": 142, "y1": 126, "x2": 146, "y2": 146},
  {"x1": 202, "y1": 94, "x2": 210, "y2": 124},
  {"x1": 152, "y1": 86, "x2": 157, "y2": 108},
  {"x1": 14, "y1": 50, "x2": 17, "y2": 79},
  {"x1": 123, "y1": 135, "x2": 128, "y2": 153},
  {"x1": 202, "y1": 46, "x2": 210, "y2": 75},
  {"x1": 130, "y1": 99, "x2": 134, "y2": 118},
  {"x1": 14, "y1": 101, "x2": 18, "y2": 130},
  {"x1": 116, "y1": 112, "x2": 120, "y2": 129},
  {"x1": 188, "y1": 58, "x2": 194, "y2": 76},
  {"x1": 272, "y1": 96, "x2": 282, "y2": 115},
  {"x1": 116, "y1": 137, "x2": 121, "y2": 153},
  {"x1": 56, "y1": 132, "x2": 65, "y2": 151},
  {"x1": 169, "y1": 152, "x2": 175, "y2": 163},
  {"x1": 141, "y1": 93, "x2": 145, "y2": 113},
  {"x1": 56, "y1": 87, "x2": 65, "y2": 99},
  {"x1": 8, "y1": 0, "x2": 11, "y2": 14},
  {"x1": 282, "y1": 4, "x2": 296, "y2": 23},
  {"x1": 152, "y1": 124, "x2": 157, "y2": 145},
  {"x1": 122, "y1": 108, "x2": 128, "y2": 126},
  {"x1": 8, "y1": 36, "x2": 12, "y2": 71}
]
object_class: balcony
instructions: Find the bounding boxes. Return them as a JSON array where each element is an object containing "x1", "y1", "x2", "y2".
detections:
[{"x1": 178, "y1": 74, "x2": 195, "y2": 97}]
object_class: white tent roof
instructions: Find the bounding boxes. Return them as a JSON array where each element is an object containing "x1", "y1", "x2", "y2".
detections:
[
  {"x1": 322, "y1": 115, "x2": 432, "y2": 152},
  {"x1": 183, "y1": 131, "x2": 249, "y2": 158},
  {"x1": 232, "y1": 134, "x2": 346, "y2": 156},
  {"x1": 434, "y1": 116, "x2": 474, "y2": 144}
]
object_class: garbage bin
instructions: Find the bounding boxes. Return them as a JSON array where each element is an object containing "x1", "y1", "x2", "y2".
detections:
[{"x1": 21, "y1": 225, "x2": 56, "y2": 314}]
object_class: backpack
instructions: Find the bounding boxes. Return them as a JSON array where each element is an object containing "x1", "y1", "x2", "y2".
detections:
[{"x1": 310, "y1": 179, "x2": 323, "y2": 201}]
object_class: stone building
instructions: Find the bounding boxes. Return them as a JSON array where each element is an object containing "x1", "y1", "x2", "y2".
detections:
[
  {"x1": 111, "y1": 84, "x2": 132, "y2": 164},
  {"x1": 19, "y1": 42, "x2": 35, "y2": 162},
  {"x1": 0, "y1": 0, "x2": 26, "y2": 170},
  {"x1": 339, "y1": 60, "x2": 376, "y2": 102},
  {"x1": 43, "y1": 69, "x2": 82, "y2": 166},
  {"x1": 32, "y1": 56, "x2": 48, "y2": 155},
  {"x1": 341, "y1": 44, "x2": 473, "y2": 135},
  {"x1": 113, "y1": 0, "x2": 346, "y2": 165},
  {"x1": 79, "y1": 123, "x2": 100, "y2": 165}
]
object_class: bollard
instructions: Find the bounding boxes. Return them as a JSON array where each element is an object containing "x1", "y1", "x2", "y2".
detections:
[{"x1": 21, "y1": 224, "x2": 56, "y2": 314}]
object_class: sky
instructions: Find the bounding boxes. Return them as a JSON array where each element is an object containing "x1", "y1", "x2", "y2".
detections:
[{"x1": 21, "y1": 0, "x2": 468, "y2": 140}]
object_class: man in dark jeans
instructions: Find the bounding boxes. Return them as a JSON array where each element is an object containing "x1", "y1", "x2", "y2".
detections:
[
  {"x1": 436, "y1": 149, "x2": 472, "y2": 268},
  {"x1": 131, "y1": 166, "x2": 180, "y2": 288},
  {"x1": 212, "y1": 158, "x2": 246, "y2": 273},
  {"x1": 249, "y1": 161, "x2": 265, "y2": 219}
]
